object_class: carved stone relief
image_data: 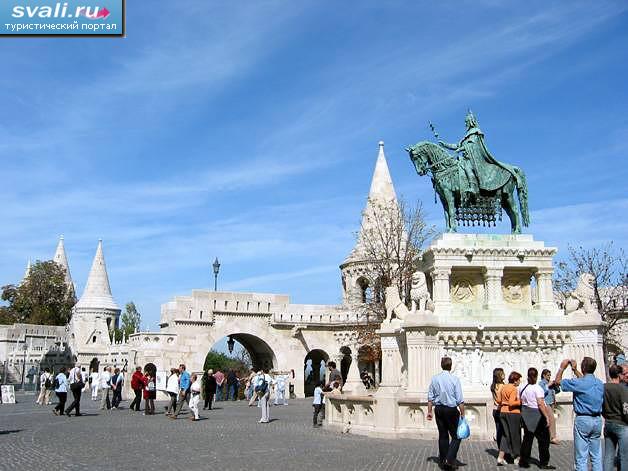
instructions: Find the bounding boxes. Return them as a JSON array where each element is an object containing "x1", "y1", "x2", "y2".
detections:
[
  {"x1": 450, "y1": 277, "x2": 475, "y2": 303},
  {"x1": 502, "y1": 275, "x2": 529, "y2": 304}
]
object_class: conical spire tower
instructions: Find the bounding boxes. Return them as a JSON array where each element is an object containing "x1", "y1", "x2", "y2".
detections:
[
  {"x1": 340, "y1": 141, "x2": 404, "y2": 305},
  {"x1": 75, "y1": 239, "x2": 119, "y2": 312},
  {"x1": 53, "y1": 235, "x2": 73, "y2": 288},
  {"x1": 343, "y1": 141, "x2": 401, "y2": 264}
]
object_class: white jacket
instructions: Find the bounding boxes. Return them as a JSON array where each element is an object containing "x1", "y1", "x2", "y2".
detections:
[{"x1": 166, "y1": 374, "x2": 179, "y2": 394}]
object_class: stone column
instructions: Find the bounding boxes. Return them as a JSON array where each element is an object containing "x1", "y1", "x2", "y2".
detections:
[
  {"x1": 342, "y1": 349, "x2": 366, "y2": 395},
  {"x1": 535, "y1": 268, "x2": 555, "y2": 310},
  {"x1": 374, "y1": 328, "x2": 404, "y2": 436},
  {"x1": 483, "y1": 267, "x2": 503, "y2": 310},
  {"x1": 430, "y1": 267, "x2": 451, "y2": 315},
  {"x1": 405, "y1": 328, "x2": 439, "y2": 395},
  {"x1": 378, "y1": 329, "x2": 402, "y2": 388}
]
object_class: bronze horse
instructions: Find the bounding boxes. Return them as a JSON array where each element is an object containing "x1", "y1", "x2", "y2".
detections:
[{"x1": 407, "y1": 141, "x2": 529, "y2": 233}]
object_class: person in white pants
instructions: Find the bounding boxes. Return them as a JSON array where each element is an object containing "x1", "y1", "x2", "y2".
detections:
[
  {"x1": 189, "y1": 374, "x2": 201, "y2": 421},
  {"x1": 259, "y1": 369, "x2": 272, "y2": 423},
  {"x1": 90, "y1": 369, "x2": 100, "y2": 400},
  {"x1": 274, "y1": 374, "x2": 288, "y2": 406},
  {"x1": 36, "y1": 368, "x2": 52, "y2": 405}
]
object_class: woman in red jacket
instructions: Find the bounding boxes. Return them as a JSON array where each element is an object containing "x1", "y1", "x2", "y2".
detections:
[{"x1": 129, "y1": 366, "x2": 145, "y2": 412}]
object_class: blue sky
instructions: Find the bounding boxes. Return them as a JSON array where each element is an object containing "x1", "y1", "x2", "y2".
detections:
[{"x1": 1, "y1": 1, "x2": 626, "y2": 330}]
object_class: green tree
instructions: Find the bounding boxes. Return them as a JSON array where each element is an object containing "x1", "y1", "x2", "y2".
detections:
[
  {"x1": 0, "y1": 260, "x2": 76, "y2": 325},
  {"x1": 114, "y1": 301, "x2": 141, "y2": 342},
  {"x1": 203, "y1": 350, "x2": 249, "y2": 375}
]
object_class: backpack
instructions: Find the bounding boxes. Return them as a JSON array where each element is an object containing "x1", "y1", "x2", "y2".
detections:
[
  {"x1": 53, "y1": 376, "x2": 60, "y2": 389},
  {"x1": 254, "y1": 377, "x2": 268, "y2": 395},
  {"x1": 44, "y1": 376, "x2": 52, "y2": 389}
]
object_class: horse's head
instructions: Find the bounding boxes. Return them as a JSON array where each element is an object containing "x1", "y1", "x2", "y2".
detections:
[{"x1": 406, "y1": 143, "x2": 429, "y2": 176}]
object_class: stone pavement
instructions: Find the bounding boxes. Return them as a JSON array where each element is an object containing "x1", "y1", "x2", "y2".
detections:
[{"x1": 0, "y1": 393, "x2": 575, "y2": 471}]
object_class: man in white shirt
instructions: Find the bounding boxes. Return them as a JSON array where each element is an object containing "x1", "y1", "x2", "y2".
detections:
[
  {"x1": 312, "y1": 381, "x2": 324, "y2": 427},
  {"x1": 99, "y1": 366, "x2": 112, "y2": 410},
  {"x1": 36, "y1": 368, "x2": 52, "y2": 405},
  {"x1": 65, "y1": 364, "x2": 83, "y2": 417}
]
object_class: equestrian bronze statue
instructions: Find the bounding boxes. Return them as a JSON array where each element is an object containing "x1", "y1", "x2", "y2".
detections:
[{"x1": 406, "y1": 111, "x2": 529, "y2": 234}]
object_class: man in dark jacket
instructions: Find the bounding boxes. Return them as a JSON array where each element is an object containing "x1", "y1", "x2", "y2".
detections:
[
  {"x1": 227, "y1": 369, "x2": 238, "y2": 401},
  {"x1": 129, "y1": 366, "x2": 144, "y2": 412},
  {"x1": 202, "y1": 369, "x2": 217, "y2": 410}
]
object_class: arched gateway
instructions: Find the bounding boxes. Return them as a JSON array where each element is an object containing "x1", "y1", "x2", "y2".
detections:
[
  {"x1": 128, "y1": 290, "x2": 379, "y2": 398},
  {"x1": 126, "y1": 143, "x2": 400, "y2": 398}
]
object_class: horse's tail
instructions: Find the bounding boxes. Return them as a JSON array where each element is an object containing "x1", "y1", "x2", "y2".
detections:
[{"x1": 513, "y1": 167, "x2": 530, "y2": 227}]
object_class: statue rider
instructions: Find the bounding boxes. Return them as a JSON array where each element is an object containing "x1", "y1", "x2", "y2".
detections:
[
  {"x1": 437, "y1": 111, "x2": 518, "y2": 205},
  {"x1": 437, "y1": 111, "x2": 481, "y2": 203}
]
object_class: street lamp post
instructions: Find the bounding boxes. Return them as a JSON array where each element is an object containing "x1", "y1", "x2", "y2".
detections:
[
  {"x1": 212, "y1": 257, "x2": 221, "y2": 291},
  {"x1": 227, "y1": 336, "x2": 235, "y2": 354}
]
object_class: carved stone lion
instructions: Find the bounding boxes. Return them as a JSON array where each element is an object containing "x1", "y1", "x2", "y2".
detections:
[
  {"x1": 410, "y1": 271, "x2": 433, "y2": 313},
  {"x1": 565, "y1": 273, "x2": 597, "y2": 315},
  {"x1": 385, "y1": 286, "x2": 410, "y2": 322}
]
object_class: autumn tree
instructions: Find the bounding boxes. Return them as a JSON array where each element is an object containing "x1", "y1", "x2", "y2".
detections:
[
  {"x1": 0, "y1": 260, "x2": 76, "y2": 325},
  {"x1": 356, "y1": 197, "x2": 436, "y2": 318},
  {"x1": 555, "y1": 243, "x2": 627, "y2": 368},
  {"x1": 353, "y1": 197, "x2": 436, "y2": 365}
]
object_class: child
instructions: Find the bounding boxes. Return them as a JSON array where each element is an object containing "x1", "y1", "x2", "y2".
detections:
[{"x1": 312, "y1": 380, "x2": 325, "y2": 427}]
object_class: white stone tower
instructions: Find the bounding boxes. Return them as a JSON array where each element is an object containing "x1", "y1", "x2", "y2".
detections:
[
  {"x1": 53, "y1": 235, "x2": 74, "y2": 294},
  {"x1": 69, "y1": 239, "x2": 120, "y2": 359},
  {"x1": 340, "y1": 141, "x2": 402, "y2": 305}
]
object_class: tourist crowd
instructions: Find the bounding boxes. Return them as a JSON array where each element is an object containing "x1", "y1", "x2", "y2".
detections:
[
  {"x1": 39, "y1": 363, "x2": 294, "y2": 424},
  {"x1": 426, "y1": 355, "x2": 627, "y2": 471}
]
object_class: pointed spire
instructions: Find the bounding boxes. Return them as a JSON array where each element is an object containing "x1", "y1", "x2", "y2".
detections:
[
  {"x1": 75, "y1": 239, "x2": 119, "y2": 311},
  {"x1": 367, "y1": 141, "x2": 398, "y2": 205},
  {"x1": 22, "y1": 258, "x2": 32, "y2": 283},
  {"x1": 53, "y1": 235, "x2": 73, "y2": 288},
  {"x1": 343, "y1": 141, "x2": 402, "y2": 264}
]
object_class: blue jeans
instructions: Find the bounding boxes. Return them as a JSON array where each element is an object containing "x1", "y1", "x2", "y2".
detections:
[
  {"x1": 228, "y1": 383, "x2": 237, "y2": 400},
  {"x1": 216, "y1": 384, "x2": 223, "y2": 401},
  {"x1": 604, "y1": 421, "x2": 627, "y2": 471},
  {"x1": 574, "y1": 415, "x2": 602, "y2": 471}
]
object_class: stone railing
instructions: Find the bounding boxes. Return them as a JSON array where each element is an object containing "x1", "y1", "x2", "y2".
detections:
[
  {"x1": 326, "y1": 392, "x2": 575, "y2": 441},
  {"x1": 271, "y1": 308, "x2": 380, "y2": 326}
]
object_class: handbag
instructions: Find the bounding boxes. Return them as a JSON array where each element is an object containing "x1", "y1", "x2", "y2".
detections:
[{"x1": 457, "y1": 417, "x2": 471, "y2": 440}]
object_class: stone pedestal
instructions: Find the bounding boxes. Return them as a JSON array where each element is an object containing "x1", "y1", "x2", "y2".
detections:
[
  {"x1": 327, "y1": 233, "x2": 605, "y2": 440},
  {"x1": 342, "y1": 350, "x2": 366, "y2": 394},
  {"x1": 404, "y1": 320, "x2": 440, "y2": 394}
]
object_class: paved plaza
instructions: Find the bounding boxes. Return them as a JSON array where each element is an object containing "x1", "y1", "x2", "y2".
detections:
[{"x1": 0, "y1": 393, "x2": 575, "y2": 471}]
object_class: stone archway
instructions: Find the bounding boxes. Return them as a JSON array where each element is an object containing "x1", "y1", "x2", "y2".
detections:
[
  {"x1": 304, "y1": 349, "x2": 329, "y2": 397},
  {"x1": 210, "y1": 333, "x2": 278, "y2": 372}
]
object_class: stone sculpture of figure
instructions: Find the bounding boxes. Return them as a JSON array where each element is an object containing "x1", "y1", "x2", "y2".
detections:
[
  {"x1": 385, "y1": 286, "x2": 410, "y2": 322},
  {"x1": 438, "y1": 111, "x2": 522, "y2": 200},
  {"x1": 410, "y1": 271, "x2": 433, "y2": 313},
  {"x1": 564, "y1": 273, "x2": 598, "y2": 315}
]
